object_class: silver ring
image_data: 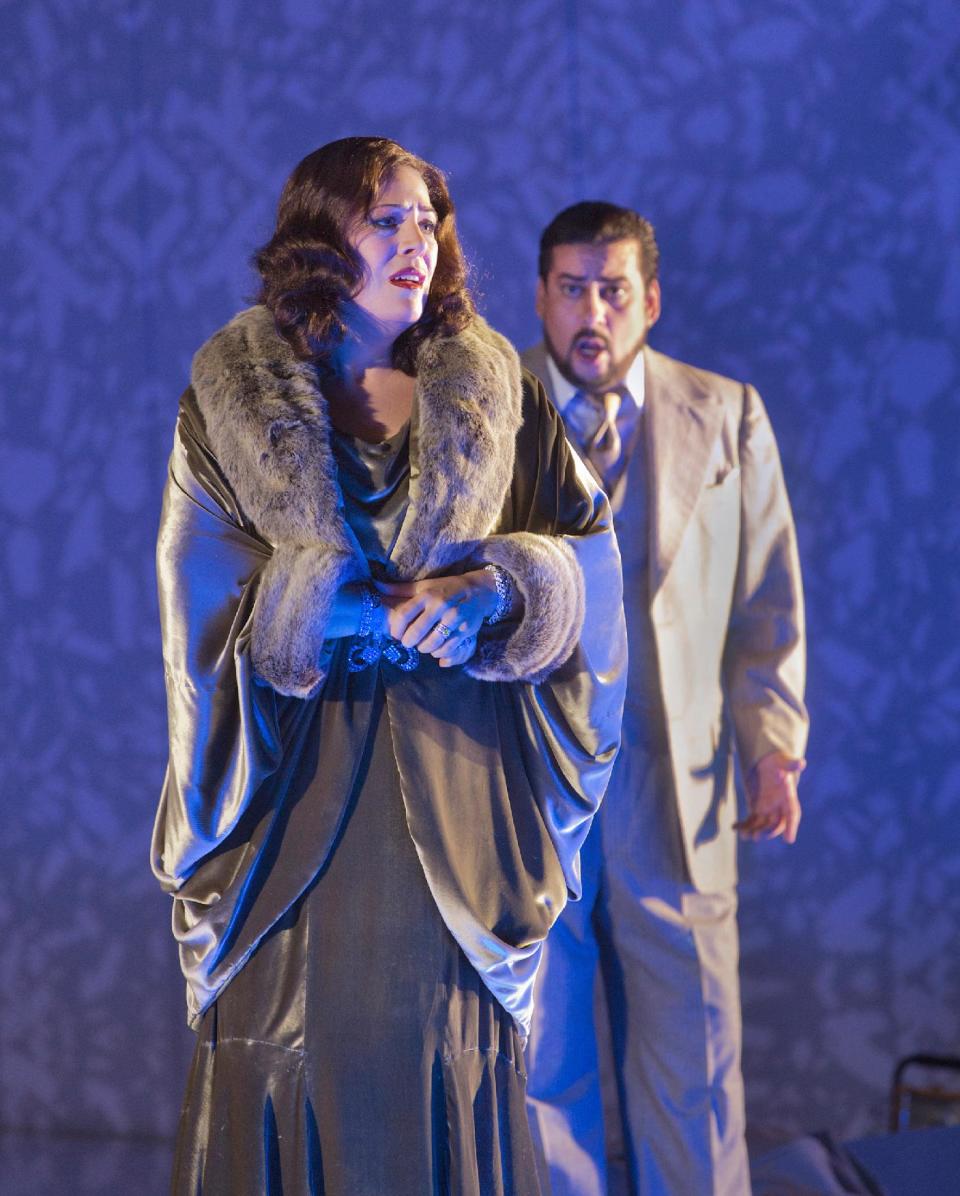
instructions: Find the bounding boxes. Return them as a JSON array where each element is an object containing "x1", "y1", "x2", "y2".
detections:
[{"x1": 435, "y1": 622, "x2": 453, "y2": 640}]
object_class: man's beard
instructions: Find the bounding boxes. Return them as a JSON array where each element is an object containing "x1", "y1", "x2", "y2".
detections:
[{"x1": 545, "y1": 327, "x2": 648, "y2": 393}]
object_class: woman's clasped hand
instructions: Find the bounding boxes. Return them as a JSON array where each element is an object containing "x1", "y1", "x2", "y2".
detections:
[{"x1": 376, "y1": 569, "x2": 499, "y2": 667}]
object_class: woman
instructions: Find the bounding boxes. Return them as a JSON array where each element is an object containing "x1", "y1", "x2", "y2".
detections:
[{"x1": 153, "y1": 136, "x2": 625, "y2": 1195}]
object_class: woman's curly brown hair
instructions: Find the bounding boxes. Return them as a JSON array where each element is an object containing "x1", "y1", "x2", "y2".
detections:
[{"x1": 254, "y1": 137, "x2": 474, "y2": 374}]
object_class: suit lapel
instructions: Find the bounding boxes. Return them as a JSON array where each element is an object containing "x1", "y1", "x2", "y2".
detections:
[{"x1": 645, "y1": 349, "x2": 725, "y2": 598}]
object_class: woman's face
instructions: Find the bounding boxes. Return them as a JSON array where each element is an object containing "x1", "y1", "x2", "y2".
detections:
[{"x1": 349, "y1": 164, "x2": 439, "y2": 334}]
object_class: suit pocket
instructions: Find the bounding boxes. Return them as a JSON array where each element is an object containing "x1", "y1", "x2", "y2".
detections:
[
  {"x1": 704, "y1": 463, "x2": 740, "y2": 490},
  {"x1": 696, "y1": 464, "x2": 741, "y2": 554}
]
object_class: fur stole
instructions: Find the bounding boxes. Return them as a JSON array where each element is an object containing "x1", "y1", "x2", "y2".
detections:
[{"x1": 190, "y1": 305, "x2": 583, "y2": 696}]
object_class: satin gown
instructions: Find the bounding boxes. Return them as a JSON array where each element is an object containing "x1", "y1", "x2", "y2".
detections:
[{"x1": 170, "y1": 426, "x2": 542, "y2": 1196}]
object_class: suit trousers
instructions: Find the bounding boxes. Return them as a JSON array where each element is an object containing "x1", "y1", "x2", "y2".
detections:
[{"x1": 526, "y1": 743, "x2": 750, "y2": 1196}]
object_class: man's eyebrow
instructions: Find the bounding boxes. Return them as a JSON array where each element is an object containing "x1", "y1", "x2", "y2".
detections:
[{"x1": 557, "y1": 272, "x2": 630, "y2": 284}]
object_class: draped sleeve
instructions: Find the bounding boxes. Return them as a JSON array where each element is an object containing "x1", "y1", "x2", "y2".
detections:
[
  {"x1": 382, "y1": 373, "x2": 626, "y2": 1035},
  {"x1": 473, "y1": 370, "x2": 628, "y2": 901},
  {"x1": 151, "y1": 391, "x2": 285, "y2": 891},
  {"x1": 152, "y1": 387, "x2": 365, "y2": 888}
]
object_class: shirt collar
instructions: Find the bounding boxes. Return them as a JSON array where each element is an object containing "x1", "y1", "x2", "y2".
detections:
[{"x1": 546, "y1": 347, "x2": 646, "y2": 413}]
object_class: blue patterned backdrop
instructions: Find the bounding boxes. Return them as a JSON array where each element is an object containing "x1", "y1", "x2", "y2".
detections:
[{"x1": 2, "y1": 0, "x2": 958, "y2": 1146}]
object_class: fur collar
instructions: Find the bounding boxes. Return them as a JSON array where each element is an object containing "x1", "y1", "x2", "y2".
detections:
[{"x1": 190, "y1": 305, "x2": 523, "y2": 577}]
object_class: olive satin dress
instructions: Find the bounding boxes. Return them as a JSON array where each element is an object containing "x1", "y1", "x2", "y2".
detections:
[{"x1": 170, "y1": 427, "x2": 542, "y2": 1196}]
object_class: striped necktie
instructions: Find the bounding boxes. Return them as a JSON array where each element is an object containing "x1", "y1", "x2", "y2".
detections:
[{"x1": 566, "y1": 389, "x2": 626, "y2": 488}]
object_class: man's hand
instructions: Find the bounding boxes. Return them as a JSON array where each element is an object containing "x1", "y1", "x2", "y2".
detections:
[
  {"x1": 375, "y1": 571, "x2": 499, "y2": 666},
  {"x1": 735, "y1": 751, "x2": 806, "y2": 844}
]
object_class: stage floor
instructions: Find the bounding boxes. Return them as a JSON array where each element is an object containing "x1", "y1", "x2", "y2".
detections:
[
  {"x1": 0, "y1": 1130, "x2": 173, "y2": 1195},
  {"x1": 3, "y1": 1124, "x2": 959, "y2": 1194}
]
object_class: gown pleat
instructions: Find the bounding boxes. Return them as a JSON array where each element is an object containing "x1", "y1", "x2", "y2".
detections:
[{"x1": 170, "y1": 679, "x2": 542, "y2": 1195}]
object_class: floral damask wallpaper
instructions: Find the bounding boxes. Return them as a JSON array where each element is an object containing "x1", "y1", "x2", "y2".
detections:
[{"x1": 2, "y1": 0, "x2": 958, "y2": 1143}]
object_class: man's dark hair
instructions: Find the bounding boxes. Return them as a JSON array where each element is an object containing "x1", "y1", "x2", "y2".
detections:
[
  {"x1": 254, "y1": 136, "x2": 473, "y2": 373},
  {"x1": 538, "y1": 201, "x2": 659, "y2": 285}
]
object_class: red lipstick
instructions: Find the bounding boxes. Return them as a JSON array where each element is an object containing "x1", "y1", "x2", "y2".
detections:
[{"x1": 389, "y1": 269, "x2": 425, "y2": 290}]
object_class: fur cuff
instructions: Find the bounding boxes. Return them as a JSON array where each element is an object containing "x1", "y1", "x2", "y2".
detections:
[
  {"x1": 467, "y1": 534, "x2": 585, "y2": 684},
  {"x1": 252, "y1": 545, "x2": 366, "y2": 698}
]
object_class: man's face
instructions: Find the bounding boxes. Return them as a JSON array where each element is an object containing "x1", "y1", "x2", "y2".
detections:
[{"x1": 536, "y1": 239, "x2": 661, "y2": 392}]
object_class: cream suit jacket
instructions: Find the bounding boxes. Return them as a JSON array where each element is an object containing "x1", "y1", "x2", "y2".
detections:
[{"x1": 523, "y1": 343, "x2": 809, "y2": 891}]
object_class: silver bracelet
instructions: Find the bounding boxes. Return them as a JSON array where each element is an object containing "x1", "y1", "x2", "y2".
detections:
[
  {"x1": 348, "y1": 585, "x2": 383, "y2": 672},
  {"x1": 349, "y1": 585, "x2": 420, "y2": 673},
  {"x1": 482, "y1": 563, "x2": 514, "y2": 625},
  {"x1": 356, "y1": 584, "x2": 381, "y2": 639}
]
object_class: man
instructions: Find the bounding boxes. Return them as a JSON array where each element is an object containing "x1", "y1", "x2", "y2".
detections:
[{"x1": 522, "y1": 202, "x2": 808, "y2": 1196}]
